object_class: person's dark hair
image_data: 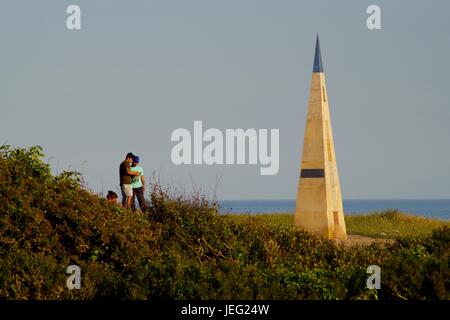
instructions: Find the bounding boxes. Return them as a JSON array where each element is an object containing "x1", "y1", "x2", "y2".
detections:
[
  {"x1": 126, "y1": 152, "x2": 134, "y2": 160},
  {"x1": 107, "y1": 190, "x2": 118, "y2": 199}
]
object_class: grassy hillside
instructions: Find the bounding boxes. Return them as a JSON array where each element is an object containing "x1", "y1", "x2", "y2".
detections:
[
  {"x1": 0, "y1": 146, "x2": 449, "y2": 300},
  {"x1": 225, "y1": 211, "x2": 449, "y2": 238}
]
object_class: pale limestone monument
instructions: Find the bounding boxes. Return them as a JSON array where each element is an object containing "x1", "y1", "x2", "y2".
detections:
[{"x1": 294, "y1": 35, "x2": 347, "y2": 240}]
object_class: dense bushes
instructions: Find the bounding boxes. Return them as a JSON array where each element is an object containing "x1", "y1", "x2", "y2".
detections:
[{"x1": 0, "y1": 146, "x2": 448, "y2": 299}]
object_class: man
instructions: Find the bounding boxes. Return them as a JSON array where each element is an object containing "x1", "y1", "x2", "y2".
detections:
[
  {"x1": 130, "y1": 155, "x2": 147, "y2": 211},
  {"x1": 119, "y1": 152, "x2": 140, "y2": 209}
]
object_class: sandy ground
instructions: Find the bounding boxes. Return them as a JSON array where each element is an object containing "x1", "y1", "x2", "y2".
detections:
[{"x1": 333, "y1": 235, "x2": 395, "y2": 247}]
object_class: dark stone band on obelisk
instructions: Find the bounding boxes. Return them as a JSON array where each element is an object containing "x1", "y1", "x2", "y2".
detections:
[{"x1": 300, "y1": 169, "x2": 325, "y2": 178}]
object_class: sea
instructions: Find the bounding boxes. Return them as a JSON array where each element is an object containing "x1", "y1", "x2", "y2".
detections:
[{"x1": 218, "y1": 199, "x2": 450, "y2": 221}]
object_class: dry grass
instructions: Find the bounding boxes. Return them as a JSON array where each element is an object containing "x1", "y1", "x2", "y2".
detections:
[{"x1": 224, "y1": 209, "x2": 449, "y2": 239}]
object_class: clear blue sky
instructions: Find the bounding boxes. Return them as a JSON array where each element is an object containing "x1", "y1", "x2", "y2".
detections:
[{"x1": 1, "y1": 1, "x2": 450, "y2": 200}]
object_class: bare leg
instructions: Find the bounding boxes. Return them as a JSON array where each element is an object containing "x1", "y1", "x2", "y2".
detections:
[{"x1": 126, "y1": 196, "x2": 133, "y2": 209}]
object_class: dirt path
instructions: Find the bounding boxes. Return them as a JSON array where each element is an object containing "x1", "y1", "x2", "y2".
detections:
[{"x1": 333, "y1": 235, "x2": 395, "y2": 247}]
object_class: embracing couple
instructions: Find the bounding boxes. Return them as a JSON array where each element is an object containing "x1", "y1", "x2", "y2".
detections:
[{"x1": 119, "y1": 152, "x2": 147, "y2": 211}]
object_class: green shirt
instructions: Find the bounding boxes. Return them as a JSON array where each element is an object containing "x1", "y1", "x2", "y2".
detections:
[{"x1": 130, "y1": 165, "x2": 144, "y2": 189}]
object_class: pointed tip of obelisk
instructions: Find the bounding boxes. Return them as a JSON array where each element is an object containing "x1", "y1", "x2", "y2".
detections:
[{"x1": 313, "y1": 34, "x2": 324, "y2": 73}]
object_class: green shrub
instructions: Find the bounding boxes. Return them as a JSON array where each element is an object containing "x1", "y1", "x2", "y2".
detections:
[{"x1": 0, "y1": 146, "x2": 448, "y2": 300}]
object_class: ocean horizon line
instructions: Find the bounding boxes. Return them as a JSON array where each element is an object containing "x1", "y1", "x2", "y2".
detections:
[{"x1": 217, "y1": 199, "x2": 450, "y2": 220}]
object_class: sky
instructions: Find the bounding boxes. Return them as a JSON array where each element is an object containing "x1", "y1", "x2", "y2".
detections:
[{"x1": 1, "y1": 0, "x2": 450, "y2": 200}]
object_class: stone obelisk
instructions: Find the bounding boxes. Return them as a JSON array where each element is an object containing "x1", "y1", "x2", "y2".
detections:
[{"x1": 294, "y1": 35, "x2": 347, "y2": 240}]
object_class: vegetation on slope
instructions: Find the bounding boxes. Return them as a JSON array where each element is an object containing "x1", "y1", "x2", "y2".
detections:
[
  {"x1": 225, "y1": 211, "x2": 449, "y2": 239},
  {"x1": 0, "y1": 146, "x2": 448, "y2": 299}
]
